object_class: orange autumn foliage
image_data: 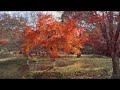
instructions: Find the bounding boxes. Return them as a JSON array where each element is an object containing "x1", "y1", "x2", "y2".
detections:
[{"x1": 22, "y1": 14, "x2": 88, "y2": 61}]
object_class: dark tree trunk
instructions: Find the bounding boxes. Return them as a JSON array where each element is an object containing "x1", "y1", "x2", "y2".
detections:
[
  {"x1": 77, "y1": 53, "x2": 81, "y2": 58},
  {"x1": 111, "y1": 53, "x2": 119, "y2": 79}
]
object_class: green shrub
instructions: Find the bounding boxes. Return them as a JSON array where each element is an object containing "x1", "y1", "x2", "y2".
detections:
[
  {"x1": 24, "y1": 68, "x2": 110, "y2": 79},
  {"x1": 24, "y1": 71, "x2": 64, "y2": 79}
]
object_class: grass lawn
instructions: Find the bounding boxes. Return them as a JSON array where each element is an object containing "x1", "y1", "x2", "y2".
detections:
[
  {"x1": 0, "y1": 54, "x2": 114, "y2": 79},
  {"x1": 0, "y1": 56, "x2": 27, "y2": 79}
]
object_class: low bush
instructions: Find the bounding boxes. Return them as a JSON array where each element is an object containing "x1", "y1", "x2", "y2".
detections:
[{"x1": 24, "y1": 68, "x2": 110, "y2": 79}]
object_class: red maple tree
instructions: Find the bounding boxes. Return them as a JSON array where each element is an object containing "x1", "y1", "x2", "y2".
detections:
[{"x1": 22, "y1": 14, "x2": 88, "y2": 61}]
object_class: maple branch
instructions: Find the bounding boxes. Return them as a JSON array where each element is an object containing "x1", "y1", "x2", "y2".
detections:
[
  {"x1": 108, "y1": 11, "x2": 114, "y2": 41},
  {"x1": 114, "y1": 12, "x2": 120, "y2": 42},
  {"x1": 99, "y1": 22, "x2": 109, "y2": 44}
]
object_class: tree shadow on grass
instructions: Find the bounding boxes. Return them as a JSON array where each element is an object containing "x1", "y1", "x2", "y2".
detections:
[
  {"x1": 0, "y1": 57, "x2": 26, "y2": 68},
  {"x1": 0, "y1": 57, "x2": 27, "y2": 79}
]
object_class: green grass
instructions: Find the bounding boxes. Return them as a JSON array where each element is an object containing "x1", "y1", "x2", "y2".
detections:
[
  {"x1": 24, "y1": 54, "x2": 113, "y2": 79},
  {"x1": 0, "y1": 56, "x2": 27, "y2": 79},
  {"x1": 0, "y1": 54, "x2": 114, "y2": 79}
]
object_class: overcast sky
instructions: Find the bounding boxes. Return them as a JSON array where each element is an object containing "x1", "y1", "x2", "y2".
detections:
[
  {"x1": 0, "y1": 11, "x2": 63, "y2": 19},
  {"x1": 0, "y1": 11, "x2": 63, "y2": 28}
]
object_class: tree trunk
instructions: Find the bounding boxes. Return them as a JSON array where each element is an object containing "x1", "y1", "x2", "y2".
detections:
[
  {"x1": 52, "y1": 61, "x2": 56, "y2": 67},
  {"x1": 50, "y1": 58, "x2": 56, "y2": 67},
  {"x1": 111, "y1": 53, "x2": 119, "y2": 79},
  {"x1": 27, "y1": 59, "x2": 30, "y2": 65},
  {"x1": 77, "y1": 53, "x2": 81, "y2": 58}
]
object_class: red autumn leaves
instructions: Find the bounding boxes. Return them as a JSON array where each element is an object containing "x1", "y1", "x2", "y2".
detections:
[{"x1": 22, "y1": 14, "x2": 88, "y2": 60}]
